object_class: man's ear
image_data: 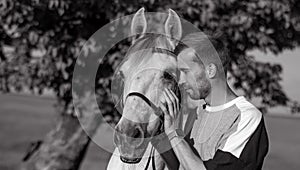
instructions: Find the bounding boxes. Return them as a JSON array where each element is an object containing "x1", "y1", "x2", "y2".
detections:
[
  {"x1": 164, "y1": 9, "x2": 182, "y2": 50},
  {"x1": 206, "y1": 63, "x2": 217, "y2": 79},
  {"x1": 131, "y1": 7, "x2": 147, "y2": 44}
]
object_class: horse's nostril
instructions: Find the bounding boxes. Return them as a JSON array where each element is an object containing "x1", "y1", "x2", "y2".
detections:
[
  {"x1": 113, "y1": 122, "x2": 145, "y2": 148},
  {"x1": 133, "y1": 126, "x2": 144, "y2": 138},
  {"x1": 133, "y1": 128, "x2": 140, "y2": 138}
]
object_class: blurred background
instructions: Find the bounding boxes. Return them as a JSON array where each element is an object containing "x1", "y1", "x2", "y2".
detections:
[{"x1": 0, "y1": 0, "x2": 299, "y2": 170}]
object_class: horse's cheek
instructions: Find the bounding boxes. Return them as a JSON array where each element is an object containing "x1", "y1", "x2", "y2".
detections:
[{"x1": 147, "y1": 119, "x2": 160, "y2": 135}]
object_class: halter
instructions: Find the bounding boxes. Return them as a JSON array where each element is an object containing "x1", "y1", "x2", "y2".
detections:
[{"x1": 151, "y1": 47, "x2": 177, "y2": 58}]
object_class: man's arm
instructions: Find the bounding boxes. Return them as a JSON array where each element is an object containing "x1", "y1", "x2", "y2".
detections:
[
  {"x1": 169, "y1": 136, "x2": 206, "y2": 170},
  {"x1": 151, "y1": 134, "x2": 180, "y2": 170},
  {"x1": 151, "y1": 132, "x2": 205, "y2": 170}
]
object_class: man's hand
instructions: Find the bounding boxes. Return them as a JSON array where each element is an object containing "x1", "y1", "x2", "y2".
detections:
[
  {"x1": 156, "y1": 89, "x2": 206, "y2": 170},
  {"x1": 159, "y1": 88, "x2": 181, "y2": 135}
]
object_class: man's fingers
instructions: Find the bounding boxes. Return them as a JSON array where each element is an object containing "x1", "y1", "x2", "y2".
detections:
[
  {"x1": 166, "y1": 89, "x2": 180, "y2": 113},
  {"x1": 167, "y1": 88, "x2": 179, "y2": 103},
  {"x1": 159, "y1": 101, "x2": 172, "y2": 123},
  {"x1": 163, "y1": 91, "x2": 175, "y2": 118},
  {"x1": 159, "y1": 101, "x2": 168, "y2": 115},
  {"x1": 164, "y1": 89, "x2": 178, "y2": 118}
]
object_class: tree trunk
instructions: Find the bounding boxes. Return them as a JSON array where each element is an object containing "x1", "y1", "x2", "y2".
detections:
[{"x1": 22, "y1": 113, "x2": 101, "y2": 170}]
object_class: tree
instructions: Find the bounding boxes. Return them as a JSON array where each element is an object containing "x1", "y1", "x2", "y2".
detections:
[{"x1": 1, "y1": 0, "x2": 300, "y2": 169}]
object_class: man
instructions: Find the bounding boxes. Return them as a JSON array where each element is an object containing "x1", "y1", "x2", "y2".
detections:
[{"x1": 156, "y1": 32, "x2": 269, "y2": 170}]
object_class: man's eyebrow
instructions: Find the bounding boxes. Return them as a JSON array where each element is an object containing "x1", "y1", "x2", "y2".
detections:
[
  {"x1": 177, "y1": 64, "x2": 189, "y2": 69},
  {"x1": 179, "y1": 67, "x2": 189, "y2": 71}
]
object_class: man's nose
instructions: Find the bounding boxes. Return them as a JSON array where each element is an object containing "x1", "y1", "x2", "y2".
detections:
[{"x1": 178, "y1": 72, "x2": 187, "y2": 86}]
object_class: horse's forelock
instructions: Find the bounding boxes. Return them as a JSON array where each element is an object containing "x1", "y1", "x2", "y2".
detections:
[
  {"x1": 117, "y1": 34, "x2": 173, "y2": 80},
  {"x1": 130, "y1": 33, "x2": 172, "y2": 52}
]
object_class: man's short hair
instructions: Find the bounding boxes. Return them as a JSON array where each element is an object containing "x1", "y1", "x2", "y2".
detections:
[{"x1": 176, "y1": 32, "x2": 230, "y2": 73}]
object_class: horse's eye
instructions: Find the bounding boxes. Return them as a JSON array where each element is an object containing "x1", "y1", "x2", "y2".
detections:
[{"x1": 163, "y1": 71, "x2": 174, "y2": 80}]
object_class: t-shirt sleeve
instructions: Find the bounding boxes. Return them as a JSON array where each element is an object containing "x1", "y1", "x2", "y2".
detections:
[
  {"x1": 203, "y1": 110, "x2": 269, "y2": 170},
  {"x1": 203, "y1": 150, "x2": 246, "y2": 170}
]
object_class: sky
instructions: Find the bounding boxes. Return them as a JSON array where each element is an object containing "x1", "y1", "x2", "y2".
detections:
[{"x1": 249, "y1": 47, "x2": 300, "y2": 113}]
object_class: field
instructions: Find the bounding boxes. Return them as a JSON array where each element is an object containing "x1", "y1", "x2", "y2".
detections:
[{"x1": 0, "y1": 94, "x2": 299, "y2": 170}]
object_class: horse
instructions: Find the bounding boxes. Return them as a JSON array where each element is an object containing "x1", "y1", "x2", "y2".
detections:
[{"x1": 107, "y1": 8, "x2": 184, "y2": 170}]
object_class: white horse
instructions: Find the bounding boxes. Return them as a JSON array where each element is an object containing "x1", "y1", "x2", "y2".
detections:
[{"x1": 106, "y1": 8, "x2": 194, "y2": 170}]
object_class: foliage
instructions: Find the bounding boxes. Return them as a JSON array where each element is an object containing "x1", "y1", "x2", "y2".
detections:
[{"x1": 1, "y1": 0, "x2": 300, "y2": 116}]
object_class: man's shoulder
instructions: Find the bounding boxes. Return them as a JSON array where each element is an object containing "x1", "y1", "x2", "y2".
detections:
[
  {"x1": 234, "y1": 96, "x2": 262, "y2": 123},
  {"x1": 217, "y1": 97, "x2": 266, "y2": 159}
]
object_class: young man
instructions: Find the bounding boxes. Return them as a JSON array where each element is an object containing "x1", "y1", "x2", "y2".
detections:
[{"x1": 157, "y1": 32, "x2": 269, "y2": 170}]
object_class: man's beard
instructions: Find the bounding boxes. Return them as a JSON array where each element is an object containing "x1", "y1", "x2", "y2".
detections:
[{"x1": 198, "y1": 80, "x2": 211, "y2": 99}]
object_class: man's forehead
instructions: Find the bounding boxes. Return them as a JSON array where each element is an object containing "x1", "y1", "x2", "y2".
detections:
[
  {"x1": 178, "y1": 48, "x2": 198, "y2": 60},
  {"x1": 177, "y1": 48, "x2": 198, "y2": 67}
]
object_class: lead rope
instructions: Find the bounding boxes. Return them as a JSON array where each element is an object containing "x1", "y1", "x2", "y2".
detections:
[
  {"x1": 145, "y1": 114, "x2": 164, "y2": 170},
  {"x1": 144, "y1": 146, "x2": 155, "y2": 170},
  {"x1": 152, "y1": 149, "x2": 156, "y2": 170}
]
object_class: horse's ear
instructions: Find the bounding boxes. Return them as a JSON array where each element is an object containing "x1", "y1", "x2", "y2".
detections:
[
  {"x1": 165, "y1": 9, "x2": 182, "y2": 50},
  {"x1": 131, "y1": 7, "x2": 147, "y2": 44}
]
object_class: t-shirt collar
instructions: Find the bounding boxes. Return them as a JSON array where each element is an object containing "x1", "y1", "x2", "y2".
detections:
[{"x1": 204, "y1": 96, "x2": 245, "y2": 112}]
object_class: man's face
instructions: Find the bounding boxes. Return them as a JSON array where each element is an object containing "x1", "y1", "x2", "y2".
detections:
[{"x1": 177, "y1": 48, "x2": 211, "y2": 100}]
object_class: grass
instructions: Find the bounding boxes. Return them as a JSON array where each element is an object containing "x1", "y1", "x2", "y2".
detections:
[
  {"x1": 0, "y1": 93, "x2": 299, "y2": 170},
  {"x1": 0, "y1": 94, "x2": 58, "y2": 170}
]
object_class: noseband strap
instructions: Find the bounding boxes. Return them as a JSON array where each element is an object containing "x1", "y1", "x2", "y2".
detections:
[
  {"x1": 126, "y1": 92, "x2": 161, "y2": 115},
  {"x1": 127, "y1": 92, "x2": 154, "y2": 108},
  {"x1": 125, "y1": 91, "x2": 165, "y2": 131}
]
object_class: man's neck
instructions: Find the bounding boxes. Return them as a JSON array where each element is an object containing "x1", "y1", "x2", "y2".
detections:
[{"x1": 204, "y1": 83, "x2": 238, "y2": 107}]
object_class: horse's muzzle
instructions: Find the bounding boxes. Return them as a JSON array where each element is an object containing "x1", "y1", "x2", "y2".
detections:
[
  {"x1": 113, "y1": 120, "x2": 149, "y2": 164},
  {"x1": 114, "y1": 122, "x2": 146, "y2": 147}
]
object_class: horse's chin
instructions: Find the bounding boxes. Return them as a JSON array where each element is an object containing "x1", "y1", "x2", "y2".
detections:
[
  {"x1": 120, "y1": 156, "x2": 142, "y2": 164},
  {"x1": 117, "y1": 142, "x2": 149, "y2": 164},
  {"x1": 118, "y1": 146, "x2": 147, "y2": 164}
]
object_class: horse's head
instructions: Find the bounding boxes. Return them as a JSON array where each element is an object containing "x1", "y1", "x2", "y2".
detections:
[{"x1": 113, "y1": 8, "x2": 182, "y2": 163}]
